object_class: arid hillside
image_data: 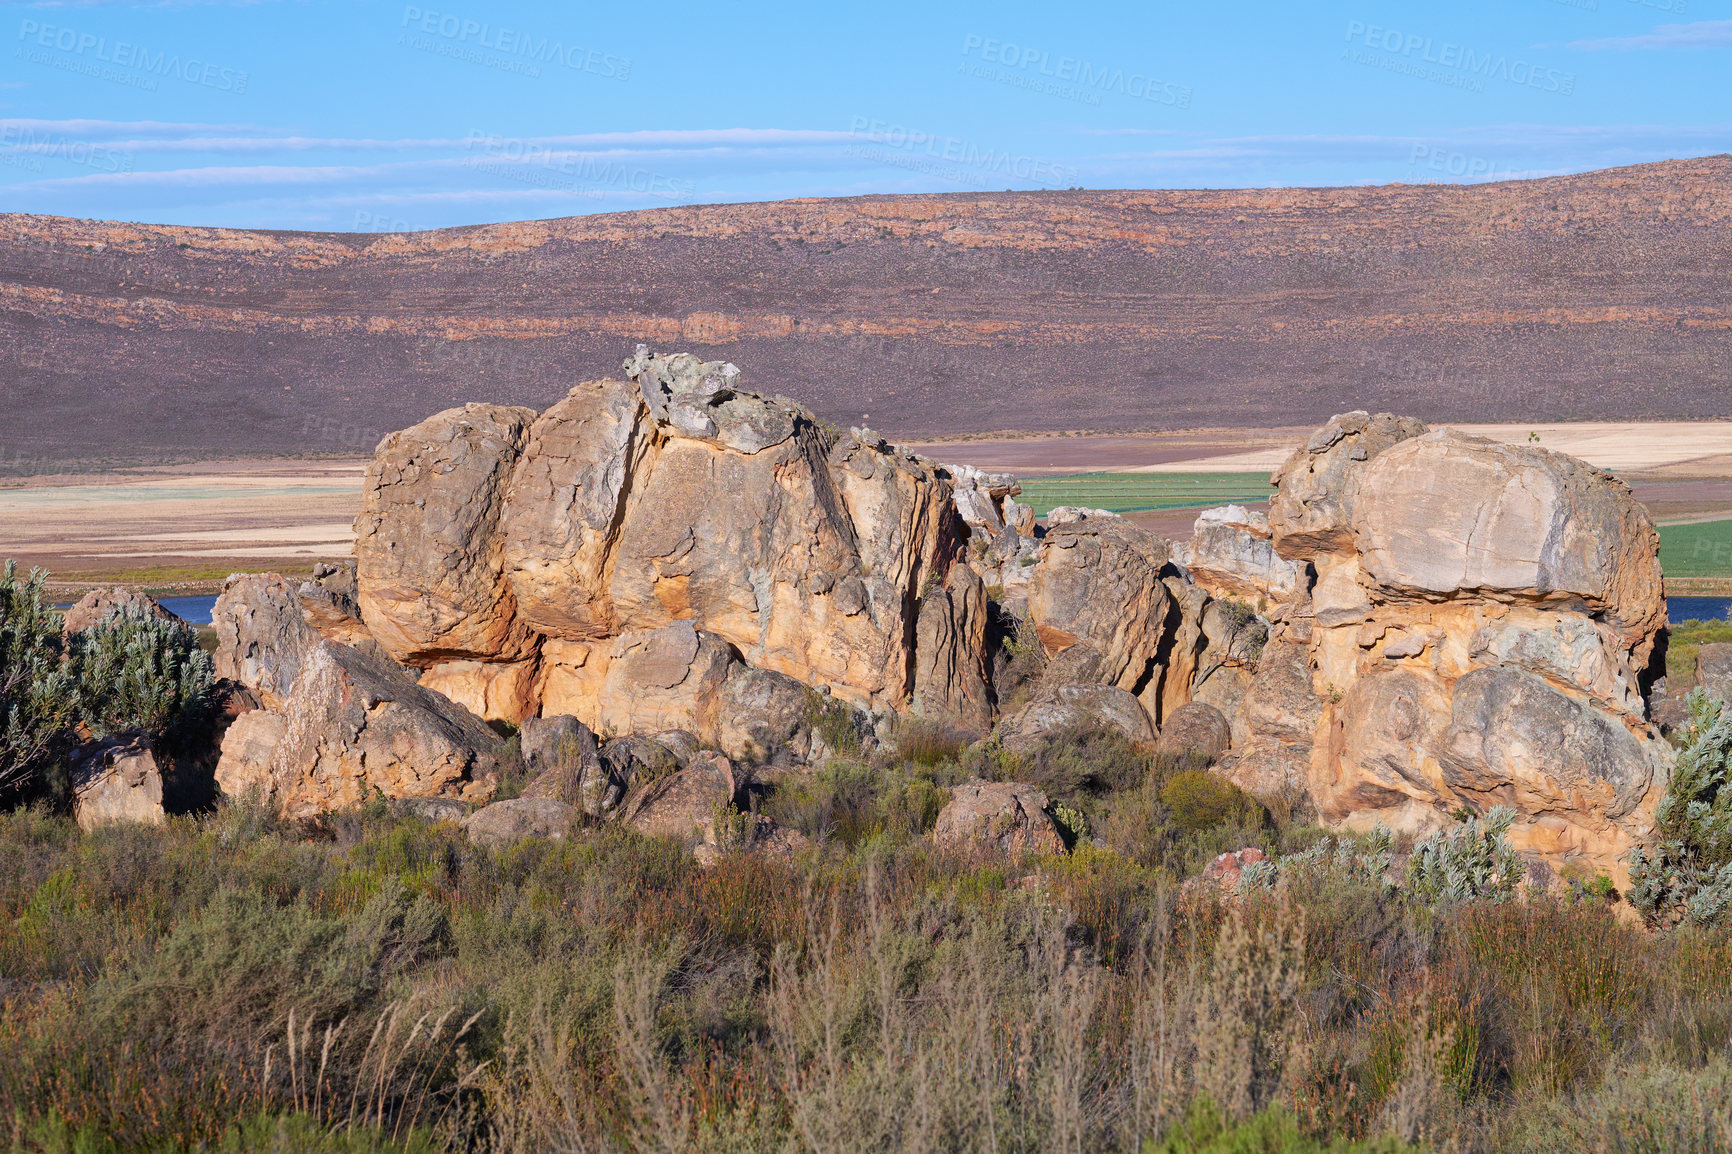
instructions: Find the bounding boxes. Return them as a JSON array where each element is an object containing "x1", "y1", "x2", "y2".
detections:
[{"x1": 2, "y1": 156, "x2": 1729, "y2": 466}]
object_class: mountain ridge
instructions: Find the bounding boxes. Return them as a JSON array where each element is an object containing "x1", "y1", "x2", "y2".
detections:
[{"x1": 2, "y1": 156, "x2": 1729, "y2": 466}]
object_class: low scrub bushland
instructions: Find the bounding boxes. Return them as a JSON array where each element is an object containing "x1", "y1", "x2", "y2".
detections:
[
  {"x1": 1, "y1": 562, "x2": 214, "y2": 805},
  {"x1": 2, "y1": 720, "x2": 1730, "y2": 1152}
]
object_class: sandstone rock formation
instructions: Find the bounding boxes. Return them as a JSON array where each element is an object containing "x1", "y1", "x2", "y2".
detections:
[
  {"x1": 207, "y1": 379, "x2": 1677, "y2": 890},
  {"x1": 1268, "y1": 411, "x2": 1428, "y2": 558},
  {"x1": 355, "y1": 403, "x2": 540, "y2": 665},
  {"x1": 712, "y1": 667, "x2": 832, "y2": 765},
  {"x1": 353, "y1": 349, "x2": 977, "y2": 734},
  {"x1": 1155, "y1": 702, "x2": 1232, "y2": 764},
  {"x1": 1174, "y1": 506, "x2": 1305, "y2": 604},
  {"x1": 71, "y1": 735, "x2": 166, "y2": 830},
  {"x1": 212, "y1": 567, "x2": 390, "y2": 709},
  {"x1": 941, "y1": 462, "x2": 1021, "y2": 539},
  {"x1": 212, "y1": 573, "x2": 321, "y2": 708},
  {"x1": 215, "y1": 641, "x2": 502, "y2": 817},
  {"x1": 912, "y1": 564, "x2": 992, "y2": 732},
  {"x1": 1222, "y1": 414, "x2": 1673, "y2": 884},
  {"x1": 515, "y1": 714, "x2": 602, "y2": 809},
  {"x1": 932, "y1": 781, "x2": 1064, "y2": 856},
  {"x1": 1026, "y1": 509, "x2": 1172, "y2": 715},
  {"x1": 997, "y1": 684, "x2": 1154, "y2": 753},
  {"x1": 623, "y1": 751, "x2": 737, "y2": 844},
  {"x1": 1352, "y1": 431, "x2": 1665, "y2": 662}
]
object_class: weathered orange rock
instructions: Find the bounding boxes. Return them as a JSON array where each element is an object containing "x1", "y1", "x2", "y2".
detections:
[
  {"x1": 1241, "y1": 413, "x2": 1673, "y2": 883},
  {"x1": 218, "y1": 641, "x2": 502, "y2": 818},
  {"x1": 354, "y1": 403, "x2": 540, "y2": 665},
  {"x1": 418, "y1": 657, "x2": 542, "y2": 723}
]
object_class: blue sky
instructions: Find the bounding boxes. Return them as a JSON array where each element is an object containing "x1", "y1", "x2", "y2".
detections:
[{"x1": 0, "y1": 0, "x2": 1727, "y2": 230}]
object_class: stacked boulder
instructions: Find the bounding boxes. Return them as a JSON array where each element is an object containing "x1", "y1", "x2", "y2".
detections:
[
  {"x1": 350, "y1": 347, "x2": 981, "y2": 734},
  {"x1": 1206, "y1": 412, "x2": 1670, "y2": 885},
  {"x1": 215, "y1": 348, "x2": 1019, "y2": 825},
  {"x1": 203, "y1": 374, "x2": 1677, "y2": 883}
]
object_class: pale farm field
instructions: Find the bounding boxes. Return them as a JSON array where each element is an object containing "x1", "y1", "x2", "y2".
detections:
[{"x1": 6, "y1": 422, "x2": 1732, "y2": 591}]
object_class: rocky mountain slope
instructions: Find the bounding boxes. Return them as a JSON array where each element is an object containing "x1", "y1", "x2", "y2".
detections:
[{"x1": 3, "y1": 157, "x2": 1730, "y2": 466}]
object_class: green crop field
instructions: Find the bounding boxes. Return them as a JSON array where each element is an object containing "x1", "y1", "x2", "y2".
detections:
[
  {"x1": 1015, "y1": 472, "x2": 1272, "y2": 516},
  {"x1": 1659, "y1": 519, "x2": 1732, "y2": 578},
  {"x1": 1013, "y1": 480, "x2": 1732, "y2": 580}
]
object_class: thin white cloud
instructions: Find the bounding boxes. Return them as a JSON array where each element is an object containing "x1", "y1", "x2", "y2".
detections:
[
  {"x1": 1070, "y1": 128, "x2": 1185, "y2": 137},
  {"x1": 0, "y1": 123, "x2": 858, "y2": 157},
  {"x1": 1567, "y1": 19, "x2": 1732, "y2": 50},
  {"x1": 0, "y1": 118, "x2": 258, "y2": 134}
]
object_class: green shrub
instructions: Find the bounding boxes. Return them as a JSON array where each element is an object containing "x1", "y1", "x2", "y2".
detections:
[
  {"x1": 0, "y1": 562, "x2": 77, "y2": 795},
  {"x1": 762, "y1": 758, "x2": 953, "y2": 846},
  {"x1": 1238, "y1": 829, "x2": 1395, "y2": 896},
  {"x1": 1406, "y1": 807, "x2": 1524, "y2": 906},
  {"x1": 804, "y1": 689, "x2": 865, "y2": 757},
  {"x1": 1629, "y1": 689, "x2": 1732, "y2": 927},
  {"x1": 1051, "y1": 800, "x2": 1089, "y2": 845},
  {"x1": 986, "y1": 721, "x2": 1147, "y2": 801},
  {"x1": 891, "y1": 717, "x2": 965, "y2": 766},
  {"x1": 1162, "y1": 768, "x2": 1261, "y2": 835},
  {"x1": 71, "y1": 605, "x2": 214, "y2": 743},
  {"x1": 1509, "y1": 1058, "x2": 1732, "y2": 1154},
  {"x1": 1151, "y1": 1097, "x2": 1417, "y2": 1153}
]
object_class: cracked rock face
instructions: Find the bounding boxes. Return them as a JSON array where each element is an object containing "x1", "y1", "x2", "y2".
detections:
[
  {"x1": 1174, "y1": 505, "x2": 1306, "y2": 603},
  {"x1": 355, "y1": 403, "x2": 540, "y2": 665},
  {"x1": 1269, "y1": 411, "x2": 1428, "y2": 559},
  {"x1": 498, "y1": 377, "x2": 651, "y2": 641},
  {"x1": 1027, "y1": 511, "x2": 1173, "y2": 698},
  {"x1": 353, "y1": 352, "x2": 978, "y2": 724},
  {"x1": 72, "y1": 735, "x2": 166, "y2": 830},
  {"x1": 216, "y1": 641, "x2": 502, "y2": 819},
  {"x1": 1243, "y1": 414, "x2": 1672, "y2": 884},
  {"x1": 1351, "y1": 430, "x2": 1665, "y2": 664}
]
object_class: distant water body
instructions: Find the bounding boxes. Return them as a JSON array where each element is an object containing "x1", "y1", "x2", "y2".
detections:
[
  {"x1": 159, "y1": 595, "x2": 219, "y2": 625},
  {"x1": 1669, "y1": 597, "x2": 1732, "y2": 624}
]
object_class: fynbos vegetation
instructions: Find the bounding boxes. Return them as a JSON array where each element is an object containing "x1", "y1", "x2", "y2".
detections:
[
  {"x1": 1630, "y1": 689, "x2": 1732, "y2": 928},
  {"x1": 2, "y1": 720, "x2": 1731, "y2": 1151},
  {"x1": 0, "y1": 563, "x2": 213, "y2": 802}
]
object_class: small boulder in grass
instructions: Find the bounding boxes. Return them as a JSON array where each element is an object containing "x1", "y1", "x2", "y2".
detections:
[
  {"x1": 1155, "y1": 702, "x2": 1232, "y2": 764},
  {"x1": 464, "y1": 796, "x2": 577, "y2": 847},
  {"x1": 71, "y1": 734, "x2": 166, "y2": 831},
  {"x1": 692, "y1": 814, "x2": 813, "y2": 867},
  {"x1": 932, "y1": 780, "x2": 1064, "y2": 858},
  {"x1": 623, "y1": 751, "x2": 737, "y2": 844},
  {"x1": 1199, "y1": 847, "x2": 1268, "y2": 892}
]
